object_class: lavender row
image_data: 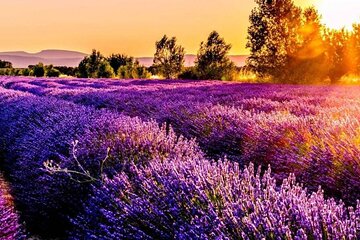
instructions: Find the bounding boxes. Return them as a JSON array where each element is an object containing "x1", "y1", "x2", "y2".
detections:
[
  {"x1": 0, "y1": 86, "x2": 202, "y2": 238},
  {"x1": 3, "y1": 77, "x2": 360, "y2": 204},
  {"x1": 0, "y1": 173, "x2": 24, "y2": 240},
  {"x1": 4, "y1": 78, "x2": 360, "y2": 114},
  {"x1": 0, "y1": 85, "x2": 359, "y2": 238},
  {"x1": 70, "y1": 159, "x2": 360, "y2": 240}
]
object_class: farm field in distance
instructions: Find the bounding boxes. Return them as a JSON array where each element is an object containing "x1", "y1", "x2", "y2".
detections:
[{"x1": 0, "y1": 76, "x2": 359, "y2": 239}]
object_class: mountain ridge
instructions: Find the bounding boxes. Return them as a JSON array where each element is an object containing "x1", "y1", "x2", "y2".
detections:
[{"x1": 0, "y1": 50, "x2": 248, "y2": 68}]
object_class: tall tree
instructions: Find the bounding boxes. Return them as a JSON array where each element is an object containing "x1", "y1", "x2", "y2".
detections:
[
  {"x1": 153, "y1": 35, "x2": 185, "y2": 79},
  {"x1": 32, "y1": 62, "x2": 45, "y2": 77},
  {"x1": 107, "y1": 54, "x2": 134, "y2": 74},
  {"x1": 349, "y1": 24, "x2": 360, "y2": 74},
  {"x1": 0, "y1": 60, "x2": 12, "y2": 68},
  {"x1": 285, "y1": 7, "x2": 328, "y2": 83},
  {"x1": 247, "y1": 0, "x2": 302, "y2": 80},
  {"x1": 324, "y1": 29, "x2": 351, "y2": 83},
  {"x1": 77, "y1": 50, "x2": 114, "y2": 78},
  {"x1": 195, "y1": 31, "x2": 235, "y2": 80}
]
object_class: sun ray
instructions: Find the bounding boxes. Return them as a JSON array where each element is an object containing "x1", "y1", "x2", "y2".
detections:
[{"x1": 316, "y1": 0, "x2": 360, "y2": 30}]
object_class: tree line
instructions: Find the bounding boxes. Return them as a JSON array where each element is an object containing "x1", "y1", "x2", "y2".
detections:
[
  {"x1": 247, "y1": 0, "x2": 360, "y2": 84},
  {"x1": 0, "y1": 31, "x2": 237, "y2": 80},
  {"x1": 73, "y1": 31, "x2": 236, "y2": 80}
]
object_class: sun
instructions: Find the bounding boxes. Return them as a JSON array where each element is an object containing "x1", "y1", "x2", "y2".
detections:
[{"x1": 316, "y1": 0, "x2": 360, "y2": 30}]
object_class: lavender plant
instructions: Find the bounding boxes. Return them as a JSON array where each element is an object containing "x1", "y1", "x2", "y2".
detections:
[
  {"x1": 0, "y1": 174, "x2": 24, "y2": 240},
  {"x1": 2, "y1": 77, "x2": 360, "y2": 204},
  {"x1": 70, "y1": 159, "x2": 360, "y2": 239},
  {"x1": 0, "y1": 87, "x2": 203, "y2": 238}
]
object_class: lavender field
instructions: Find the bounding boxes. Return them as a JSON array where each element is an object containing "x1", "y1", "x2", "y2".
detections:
[{"x1": 0, "y1": 76, "x2": 359, "y2": 239}]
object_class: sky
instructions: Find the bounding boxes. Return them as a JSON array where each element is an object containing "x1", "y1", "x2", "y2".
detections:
[{"x1": 1, "y1": 0, "x2": 357, "y2": 56}]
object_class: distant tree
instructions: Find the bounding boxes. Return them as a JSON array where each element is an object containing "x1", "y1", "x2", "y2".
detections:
[
  {"x1": 32, "y1": 63, "x2": 45, "y2": 77},
  {"x1": 118, "y1": 60, "x2": 151, "y2": 79},
  {"x1": 77, "y1": 49, "x2": 117, "y2": 78},
  {"x1": 107, "y1": 54, "x2": 134, "y2": 74},
  {"x1": 20, "y1": 68, "x2": 31, "y2": 76},
  {"x1": 324, "y1": 29, "x2": 351, "y2": 83},
  {"x1": 284, "y1": 7, "x2": 328, "y2": 83},
  {"x1": 97, "y1": 61, "x2": 115, "y2": 78},
  {"x1": 0, "y1": 60, "x2": 12, "y2": 68},
  {"x1": 45, "y1": 65, "x2": 61, "y2": 77},
  {"x1": 153, "y1": 35, "x2": 185, "y2": 79},
  {"x1": 349, "y1": 24, "x2": 360, "y2": 74},
  {"x1": 195, "y1": 31, "x2": 235, "y2": 80},
  {"x1": 178, "y1": 67, "x2": 198, "y2": 80},
  {"x1": 247, "y1": 0, "x2": 302, "y2": 80},
  {"x1": 55, "y1": 66, "x2": 76, "y2": 76},
  {"x1": 77, "y1": 49, "x2": 105, "y2": 78}
]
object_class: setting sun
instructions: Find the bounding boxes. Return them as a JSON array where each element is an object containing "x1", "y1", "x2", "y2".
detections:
[{"x1": 317, "y1": 0, "x2": 360, "y2": 30}]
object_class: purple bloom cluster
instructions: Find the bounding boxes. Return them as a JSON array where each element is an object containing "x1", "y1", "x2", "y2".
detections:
[
  {"x1": 0, "y1": 173, "x2": 24, "y2": 239},
  {"x1": 0, "y1": 86, "x2": 202, "y2": 237},
  {"x1": 70, "y1": 159, "x2": 360, "y2": 239},
  {"x1": 0, "y1": 77, "x2": 359, "y2": 238},
  {"x1": 2, "y1": 77, "x2": 360, "y2": 203}
]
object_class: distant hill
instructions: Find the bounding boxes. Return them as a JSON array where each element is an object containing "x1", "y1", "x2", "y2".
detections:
[
  {"x1": 0, "y1": 50, "x2": 87, "y2": 68},
  {"x1": 0, "y1": 50, "x2": 248, "y2": 68}
]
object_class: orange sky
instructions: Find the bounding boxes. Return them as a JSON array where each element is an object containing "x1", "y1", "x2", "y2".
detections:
[{"x1": 1, "y1": 0, "x2": 319, "y2": 56}]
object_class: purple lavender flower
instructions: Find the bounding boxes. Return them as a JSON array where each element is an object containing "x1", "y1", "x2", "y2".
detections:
[{"x1": 0, "y1": 174, "x2": 24, "y2": 240}]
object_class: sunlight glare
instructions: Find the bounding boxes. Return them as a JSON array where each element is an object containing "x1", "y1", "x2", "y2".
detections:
[{"x1": 317, "y1": 0, "x2": 360, "y2": 30}]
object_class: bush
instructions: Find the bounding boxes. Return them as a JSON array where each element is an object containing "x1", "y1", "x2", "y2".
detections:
[
  {"x1": 97, "y1": 61, "x2": 115, "y2": 78},
  {"x1": 178, "y1": 67, "x2": 198, "y2": 80},
  {"x1": 118, "y1": 61, "x2": 151, "y2": 79},
  {"x1": 45, "y1": 65, "x2": 61, "y2": 77},
  {"x1": 31, "y1": 63, "x2": 45, "y2": 77},
  {"x1": 70, "y1": 160, "x2": 360, "y2": 239},
  {"x1": 195, "y1": 31, "x2": 235, "y2": 80}
]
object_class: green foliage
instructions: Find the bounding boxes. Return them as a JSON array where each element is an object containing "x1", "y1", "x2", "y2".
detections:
[
  {"x1": 107, "y1": 54, "x2": 133, "y2": 74},
  {"x1": 195, "y1": 31, "x2": 235, "y2": 80},
  {"x1": 0, "y1": 60, "x2": 12, "y2": 68},
  {"x1": 247, "y1": 0, "x2": 302, "y2": 80},
  {"x1": 351, "y1": 24, "x2": 360, "y2": 74},
  {"x1": 20, "y1": 68, "x2": 31, "y2": 76},
  {"x1": 97, "y1": 61, "x2": 115, "y2": 78},
  {"x1": 32, "y1": 63, "x2": 45, "y2": 77},
  {"x1": 279, "y1": 7, "x2": 328, "y2": 84},
  {"x1": 324, "y1": 29, "x2": 352, "y2": 83},
  {"x1": 179, "y1": 67, "x2": 198, "y2": 80},
  {"x1": 77, "y1": 49, "x2": 105, "y2": 78},
  {"x1": 55, "y1": 66, "x2": 76, "y2": 76},
  {"x1": 153, "y1": 35, "x2": 185, "y2": 79},
  {"x1": 118, "y1": 60, "x2": 151, "y2": 79},
  {"x1": 45, "y1": 65, "x2": 61, "y2": 78}
]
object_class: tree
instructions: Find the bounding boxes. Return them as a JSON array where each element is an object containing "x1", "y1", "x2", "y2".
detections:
[
  {"x1": 97, "y1": 61, "x2": 115, "y2": 78},
  {"x1": 20, "y1": 68, "x2": 31, "y2": 76},
  {"x1": 349, "y1": 24, "x2": 360, "y2": 74},
  {"x1": 55, "y1": 66, "x2": 76, "y2": 76},
  {"x1": 118, "y1": 60, "x2": 151, "y2": 79},
  {"x1": 153, "y1": 35, "x2": 185, "y2": 79},
  {"x1": 324, "y1": 29, "x2": 351, "y2": 83},
  {"x1": 195, "y1": 31, "x2": 235, "y2": 80},
  {"x1": 76, "y1": 50, "x2": 116, "y2": 78},
  {"x1": 0, "y1": 60, "x2": 12, "y2": 68},
  {"x1": 284, "y1": 7, "x2": 328, "y2": 83},
  {"x1": 45, "y1": 65, "x2": 61, "y2": 77},
  {"x1": 247, "y1": 0, "x2": 302, "y2": 80},
  {"x1": 107, "y1": 54, "x2": 134, "y2": 74},
  {"x1": 77, "y1": 49, "x2": 105, "y2": 78},
  {"x1": 32, "y1": 63, "x2": 45, "y2": 77}
]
